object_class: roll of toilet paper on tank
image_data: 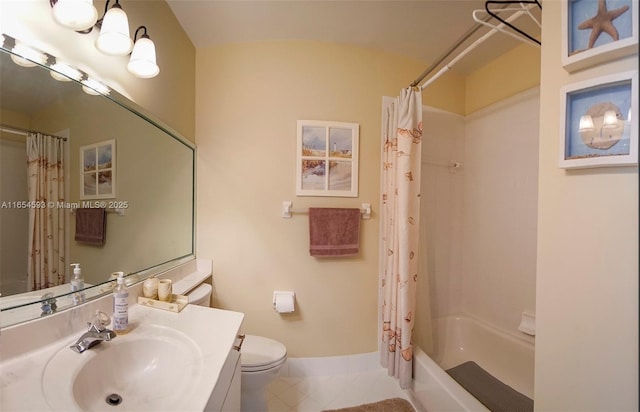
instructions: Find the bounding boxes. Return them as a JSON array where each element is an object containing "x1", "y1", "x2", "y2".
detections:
[{"x1": 273, "y1": 291, "x2": 295, "y2": 313}]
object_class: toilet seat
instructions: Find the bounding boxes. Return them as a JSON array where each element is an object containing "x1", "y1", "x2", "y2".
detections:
[{"x1": 241, "y1": 335, "x2": 287, "y2": 372}]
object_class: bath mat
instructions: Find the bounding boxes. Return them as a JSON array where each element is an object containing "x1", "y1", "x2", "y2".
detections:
[
  {"x1": 323, "y1": 397, "x2": 415, "y2": 412},
  {"x1": 446, "y1": 361, "x2": 533, "y2": 412}
]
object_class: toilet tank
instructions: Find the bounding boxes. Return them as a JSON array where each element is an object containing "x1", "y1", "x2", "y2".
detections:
[{"x1": 187, "y1": 283, "x2": 212, "y2": 307}]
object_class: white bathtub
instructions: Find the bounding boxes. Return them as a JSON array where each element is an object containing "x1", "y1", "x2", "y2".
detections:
[{"x1": 411, "y1": 315, "x2": 535, "y2": 411}]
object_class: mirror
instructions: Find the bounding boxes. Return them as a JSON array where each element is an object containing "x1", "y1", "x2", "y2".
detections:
[{"x1": 0, "y1": 35, "x2": 195, "y2": 327}]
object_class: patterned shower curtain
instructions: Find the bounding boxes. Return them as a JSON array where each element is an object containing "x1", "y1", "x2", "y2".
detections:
[
  {"x1": 27, "y1": 132, "x2": 66, "y2": 290},
  {"x1": 380, "y1": 87, "x2": 422, "y2": 389}
]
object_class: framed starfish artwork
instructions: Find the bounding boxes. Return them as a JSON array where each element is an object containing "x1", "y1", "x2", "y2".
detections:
[
  {"x1": 562, "y1": 0, "x2": 638, "y2": 72},
  {"x1": 559, "y1": 70, "x2": 637, "y2": 169}
]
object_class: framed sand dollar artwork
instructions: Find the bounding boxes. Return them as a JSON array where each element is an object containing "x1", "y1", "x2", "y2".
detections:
[
  {"x1": 559, "y1": 71, "x2": 637, "y2": 169},
  {"x1": 296, "y1": 120, "x2": 359, "y2": 197},
  {"x1": 562, "y1": 0, "x2": 638, "y2": 72}
]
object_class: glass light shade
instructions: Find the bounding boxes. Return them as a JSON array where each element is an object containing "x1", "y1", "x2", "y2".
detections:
[
  {"x1": 578, "y1": 115, "x2": 595, "y2": 132},
  {"x1": 127, "y1": 37, "x2": 159, "y2": 78},
  {"x1": 11, "y1": 42, "x2": 47, "y2": 68},
  {"x1": 82, "y1": 77, "x2": 110, "y2": 95},
  {"x1": 50, "y1": 60, "x2": 83, "y2": 82},
  {"x1": 52, "y1": 0, "x2": 98, "y2": 31},
  {"x1": 602, "y1": 110, "x2": 619, "y2": 129},
  {"x1": 95, "y1": 4, "x2": 132, "y2": 56}
]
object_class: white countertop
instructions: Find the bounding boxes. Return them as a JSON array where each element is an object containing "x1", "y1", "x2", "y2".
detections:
[
  {"x1": 0, "y1": 259, "x2": 244, "y2": 412},
  {"x1": 0, "y1": 303, "x2": 243, "y2": 411}
]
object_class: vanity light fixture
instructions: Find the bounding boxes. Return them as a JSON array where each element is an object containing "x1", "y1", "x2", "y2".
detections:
[
  {"x1": 127, "y1": 26, "x2": 159, "y2": 78},
  {"x1": 10, "y1": 41, "x2": 47, "y2": 68},
  {"x1": 95, "y1": 0, "x2": 133, "y2": 56},
  {"x1": 602, "y1": 110, "x2": 619, "y2": 129},
  {"x1": 50, "y1": 59, "x2": 83, "y2": 82},
  {"x1": 50, "y1": 0, "x2": 98, "y2": 32},
  {"x1": 81, "y1": 77, "x2": 110, "y2": 96},
  {"x1": 578, "y1": 115, "x2": 595, "y2": 132},
  {"x1": 46, "y1": 1, "x2": 159, "y2": 78}
]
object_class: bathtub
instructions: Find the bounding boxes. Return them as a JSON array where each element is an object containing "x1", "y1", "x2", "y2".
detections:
[{"x1": 411, "y1": 315, "x2": 535, "y2": 411}]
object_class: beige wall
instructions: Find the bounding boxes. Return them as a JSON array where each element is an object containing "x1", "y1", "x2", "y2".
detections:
[
  {"x1": 465, "y1": 42, "x2": 541, "y2": 114},
  {"x1": 0, "y1": 0, "x2": 195, "y2": 140},
  {"x1": 196, "y1": 40, "x2": 431, "y2": 357},
  {"x1": 0, "y1": 135, "x2": 29, "y2": 295},
  {"x1": 424, "y1": 70, "x2": 467, "y2": 115},
  {"x1": 28, "y1": 93, "x2": 193, "y2": 285},
  {"x1": 194, "y1": 35, "x2": 540, "y2": 358},
  {"x1": 534, "y1": 2, "x2": 638, "y2": 411}
]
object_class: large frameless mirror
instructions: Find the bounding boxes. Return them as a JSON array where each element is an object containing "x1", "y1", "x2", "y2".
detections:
[{"x1": 0, "y1": 34, "x2": 195, "y2": 328}]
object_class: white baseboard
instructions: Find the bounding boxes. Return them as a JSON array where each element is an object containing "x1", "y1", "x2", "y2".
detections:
[{"x1": 279, "y1": 351, "x2": 380, "y2": 377}]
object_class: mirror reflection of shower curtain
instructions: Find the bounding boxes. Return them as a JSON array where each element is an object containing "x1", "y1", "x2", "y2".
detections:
[
  {"x1": 380, "y1": 87, "x2": 423, "y2": 389},
  {"x1": 26, "y1": 132, "x2": 66, "y2": 291}
]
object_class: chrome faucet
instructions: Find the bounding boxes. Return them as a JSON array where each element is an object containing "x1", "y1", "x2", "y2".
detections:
[
  {"x1": 40, "y1": 292, "x2": 57, "y2": 316},
  {"x1": 70, "y1": 311, "x2": 116, "y2": 353}
]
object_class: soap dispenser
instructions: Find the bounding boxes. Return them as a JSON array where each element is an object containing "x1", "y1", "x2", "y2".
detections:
[
  {"x1": 112, "y1": 272, "x2": 129, "y2": 335},
  {"x1": 70, "y1": 263, "x2": 85, "y2": 304}
]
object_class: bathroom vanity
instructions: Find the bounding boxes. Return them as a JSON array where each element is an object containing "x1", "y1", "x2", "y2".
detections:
[{"x1": 0, "y1": 259, "x2": 244, "y2": 412}]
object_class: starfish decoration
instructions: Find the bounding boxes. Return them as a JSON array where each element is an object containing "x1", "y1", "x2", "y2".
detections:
[{"x1": 578, "y1": 0, "x2": 630, "y2": 49}]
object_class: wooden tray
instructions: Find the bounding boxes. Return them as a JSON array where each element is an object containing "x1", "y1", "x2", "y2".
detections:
[{"x1": 138, "y1": 294, "x2": 188, "y2": 312}]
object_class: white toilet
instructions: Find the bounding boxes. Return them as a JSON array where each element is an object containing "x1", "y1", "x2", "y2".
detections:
[{"x1": 186, "y1": 282, "x2": 287, "y2": 412}]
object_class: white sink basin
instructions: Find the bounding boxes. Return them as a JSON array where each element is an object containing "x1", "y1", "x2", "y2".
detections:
[{"x1": 42, "y1": 323, "x2": 204, "y2": 411}]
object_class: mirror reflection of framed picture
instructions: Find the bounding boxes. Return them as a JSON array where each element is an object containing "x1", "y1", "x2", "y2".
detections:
[
  {"x1": 296, "y1": 120, "x2": 359, "y2": 197},
  {"x1": 559, "y1": 71, "x2": 637, "y2": 169},
  {"x1": 80, "y1": 139, "x2": 116, "y2": 199},
  {"x1": 562, "y1": 0, "x2": 638, "y2": 72}
]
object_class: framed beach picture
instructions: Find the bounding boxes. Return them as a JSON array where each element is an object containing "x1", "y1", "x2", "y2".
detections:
[
  {"x1": 562, "y1": 0, "x2": 638, "y2": 72},
  {"x1": 296, "y1": 120, "x2": 359, "y2": 197},
  {"x1": 80, "y1": 139, "x2": 116, "y2": 199},
  {"x1": 559, "y1": 71, "x2": 637, "y2": 169}
]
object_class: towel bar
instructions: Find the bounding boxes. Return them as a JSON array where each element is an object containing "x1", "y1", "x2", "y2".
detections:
[
  {"x1": 282, "y1": 201, "x2": 371, "y2": 220},
  {"x1": 70, "y1": 207, "x2": 125, "y2": 216}
]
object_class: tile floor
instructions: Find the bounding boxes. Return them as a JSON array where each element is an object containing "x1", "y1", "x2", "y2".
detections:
[{"x1": 265, "y1": 368, "x2": 420, "y2": 412}]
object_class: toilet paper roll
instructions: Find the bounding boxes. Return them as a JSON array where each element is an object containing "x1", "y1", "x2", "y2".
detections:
[{"x1": 273, "y1": 291, "x2": 295, "y2": 313}]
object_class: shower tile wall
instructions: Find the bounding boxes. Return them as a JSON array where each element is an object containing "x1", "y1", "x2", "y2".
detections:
[
  {"x1": 462, "y1": 89, "x2": 539, "y2": 335},
  {"x1": 416, "y1": 108, "x2": 465, "y2": 350},
  {"x1": 419, "y1": 88, "x2": 540, "y2": 341}
]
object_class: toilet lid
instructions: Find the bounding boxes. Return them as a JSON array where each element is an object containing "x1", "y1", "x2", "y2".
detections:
[
  {"x1": 187, "y1": 283, "x2": 212, "y2": 305},
  {"x1": 241, "y1": 335, "x2": 287, "y2": 371}
]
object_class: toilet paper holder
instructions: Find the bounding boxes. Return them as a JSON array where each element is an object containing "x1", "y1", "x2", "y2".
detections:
[{"x1": 273, "y1": 291, "x2": 295, "y2": 313}]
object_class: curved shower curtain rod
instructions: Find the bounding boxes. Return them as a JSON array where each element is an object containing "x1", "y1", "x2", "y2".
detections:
[
  {"x1": 0, "y1": 123, "x2": 68, "y2": 141},
  {"x1": 410, "y1": 0, "x2": 542, "y2": 89}
]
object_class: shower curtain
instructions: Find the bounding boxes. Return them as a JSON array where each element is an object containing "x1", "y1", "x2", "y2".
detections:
[
  {"x1": 27, "y1": 132, "x2": 66, "y2": 291},
  {"x1": 380, "y1": 87, "x2": 423, "y2": 389}
]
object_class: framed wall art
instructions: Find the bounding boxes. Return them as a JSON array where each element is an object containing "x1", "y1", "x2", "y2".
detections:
[
  {"x1": 559, "y1": 71, "x2": 637, "y2": 169},
  {"x1": 296, "y1": 120, "x2": 359, "y2": 197},
  {"x1": 562, "y1": 0, "x2": 638, "y2": 72},
  {"x1": 80, "y1": 139, "x2": 116, "y2": 199}
]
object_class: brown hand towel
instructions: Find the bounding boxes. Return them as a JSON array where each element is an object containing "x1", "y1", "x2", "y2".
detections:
[
  {"x1": 75, "y1": 207, "x2": 106, "y2": 246},
  {"x1": 309, "y1": 207, "x2": 360, "y2": 257}
]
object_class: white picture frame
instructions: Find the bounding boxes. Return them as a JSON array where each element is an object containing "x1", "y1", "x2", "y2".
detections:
[
  {"x1": 80, "y1": 139, "x2": 116, "y2": 199},
  {"x1": 559, "y1": 71, "x2": 637, "y2": 169},
  {"x1": 296, "y1": 120, "x2": 359, "y2": 197},
  {"x1": 561, "y1": 0, "x2": 638, "y2": 72}
]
